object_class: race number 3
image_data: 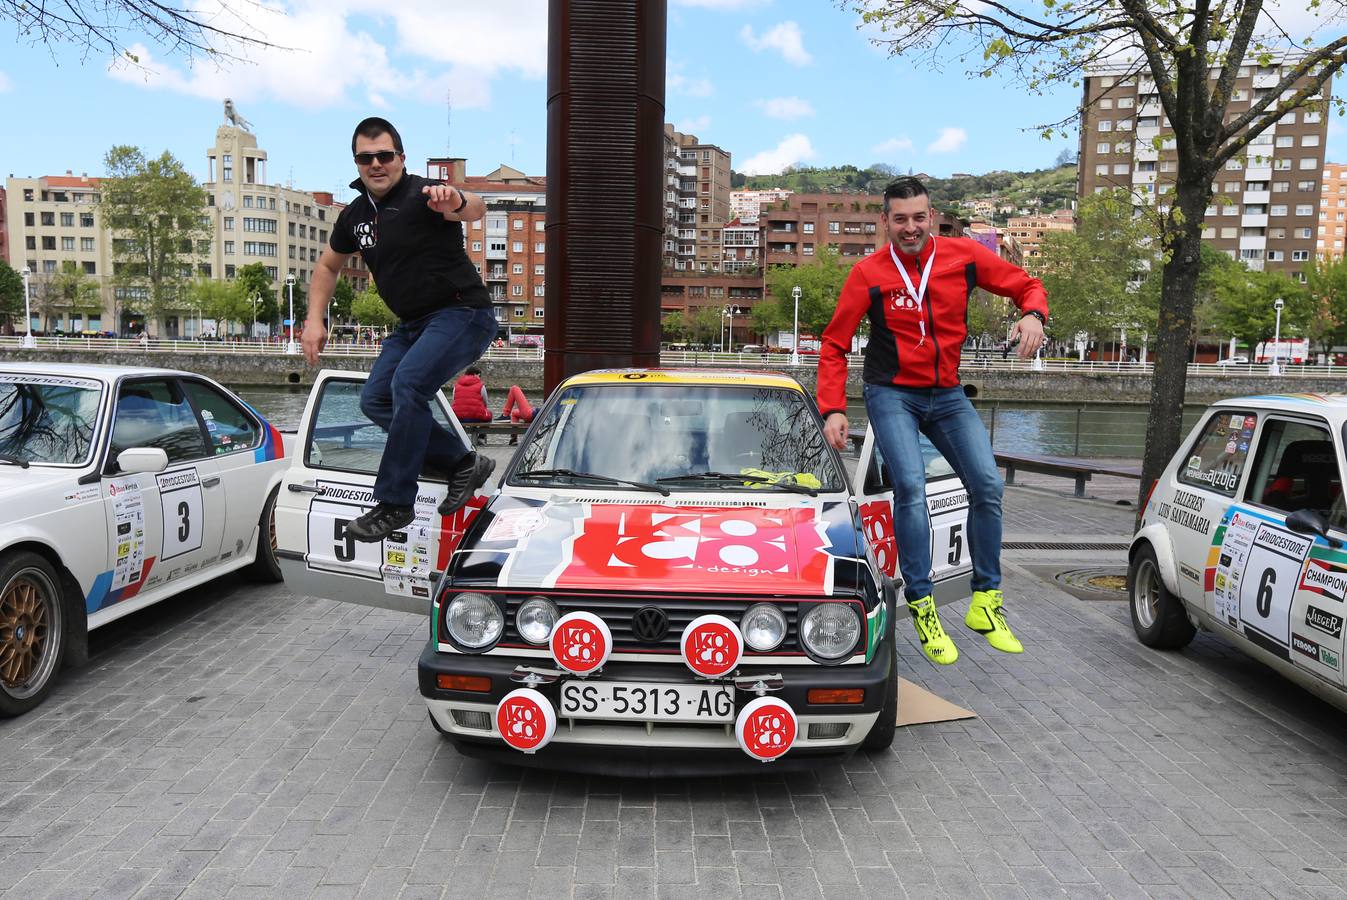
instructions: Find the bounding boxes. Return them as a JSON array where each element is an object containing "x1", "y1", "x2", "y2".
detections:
[{"x1": 157, "y1": 468, "x2": 205, "y2": 560}]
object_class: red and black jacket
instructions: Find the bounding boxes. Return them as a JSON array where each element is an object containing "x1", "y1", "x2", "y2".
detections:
[{"x1": 816, "y1": 236, "x2": 1047, "y2": 417}]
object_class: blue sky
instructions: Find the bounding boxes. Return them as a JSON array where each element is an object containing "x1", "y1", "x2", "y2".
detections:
[{"x1": 1, "y1": 1, "x2": 1343, "y2": 203}]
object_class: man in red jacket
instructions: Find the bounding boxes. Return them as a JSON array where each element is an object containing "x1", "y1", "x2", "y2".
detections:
[{"x1": 818, "y1": 177, "x2": 1047, "y2": 665}]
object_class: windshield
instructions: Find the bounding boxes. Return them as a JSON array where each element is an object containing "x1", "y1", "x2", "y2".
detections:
[
  {"x1": 0, "y1": 375, "x2": 103, "y2": 466},
  {"x1": 510, "y1": 383, "x2": 846, "y2": 492}
]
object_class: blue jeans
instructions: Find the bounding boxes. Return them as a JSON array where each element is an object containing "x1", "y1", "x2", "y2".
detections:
[
  {"x1": 863, "y1": 384, "x2": 1004, "y2": 601},
  {"x1": 361, "y1": 306, "x2": 497, "y2": 506}
]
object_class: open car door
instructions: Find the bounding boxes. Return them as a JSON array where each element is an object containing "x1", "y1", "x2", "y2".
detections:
[
  {"x1": 274, "y1": 369, "x2": 490, "y2": 614},
  {"x1": 852, "y1": 427, "x2": 973, "y2": 612}
]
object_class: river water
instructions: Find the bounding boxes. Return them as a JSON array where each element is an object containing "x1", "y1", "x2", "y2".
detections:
[{"x1": 235, "y1": 384, "x2": 1209, "y2": 460}]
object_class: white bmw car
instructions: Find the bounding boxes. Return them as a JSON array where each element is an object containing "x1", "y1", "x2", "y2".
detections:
[
  {"x1": 0, "y1": 363, "x2": 290, "y2": 715},
  {"x1": 1131, "y1": 392, "x2": 1347, "y2": 709}
]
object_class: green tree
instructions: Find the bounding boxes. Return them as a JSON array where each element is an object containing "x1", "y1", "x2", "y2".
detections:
[
  {"x1": 1207, "y1": 265, "x2": 1312, "y2": 356},
  {"x1": 845, "y1": 0, "x2": 1347, "y2": 509},
  {"x1": 328, "y1": 277, "x2": 356, "y2": 325},
  {"x1": 1038, "y1": 190, "x2": 1160, "y2": 352},
  {"x1": 189, "y1": 278, "x2": 250, "y2": 336},
  {"x1": 660, "y1": 311, "x2": 688, "y2": 343},
  {"x1": 761, "y1": 246, "x2": 854, "y2": 341},
  {"x1": 352, "y1": 285, "x2": 397, "y2": 330},
  {"x1": 0, "y1": 261, "x2": 23, "y2": 331},
  {"x1": 1303, "y1": 254, "x2": 1347, "y2": 360},
  {"x1": 236, "y1": 263, "x2": 278, "y2": 329},
  {"x1": 40, "y1": 262, "x2": 104, "y2": 331},
  {"x1": 101, "y1": 145, "x2": 209, "y2": 332},
  {"x1": 686, "y1": 306, "x2": 722, "y2": 348}
]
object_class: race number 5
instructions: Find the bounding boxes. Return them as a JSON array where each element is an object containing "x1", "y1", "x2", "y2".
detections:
[{"x1": 157, "y1": 468, "x2": 205, "y2": 560}]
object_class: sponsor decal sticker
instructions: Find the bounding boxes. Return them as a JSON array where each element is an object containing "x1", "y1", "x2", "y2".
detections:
[
  {"x1": 1301, "y1": 559, "x2": 1347, "y2": 605},
  {"x1": 680, "y1": 615, "x2": 744, "y2": 678},
  {"x1": 1292, "y1": 632, "x2": 1321, "y2": 660},
  {"x1": 1304, "y1": 605, "x2": 1343, "y2": 639},
  {"x1": 1321, "y1": 646, "x2": 1341, "y2": 671},
  {"x1": 735, "y1": 696, "x2": 797, "y2": 762},
  {"x1": 495, "y1": 689, "x2": 556, "y2": 753}
]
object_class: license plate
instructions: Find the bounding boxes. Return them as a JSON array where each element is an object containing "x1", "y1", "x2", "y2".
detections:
[{"x1": 558, "y1": 680, "x2": 734, "y2": 723}]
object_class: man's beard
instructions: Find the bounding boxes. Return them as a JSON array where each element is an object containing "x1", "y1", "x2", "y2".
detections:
[{"x1": 891, "y1": 232, "x2": 929, "y2": 255}]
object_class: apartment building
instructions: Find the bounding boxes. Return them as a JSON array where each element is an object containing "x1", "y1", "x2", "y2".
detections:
[
  {"x1": 1006, "y1": 208, "x2": 1075, "y2": 273},
  {"x1": 1318, "y1": 162, "x2": 1347, "y2": 260},
  {"x1": 4, "y1": 122, "x2": 370, "y2": 336},
  {"x1": 729, "y1": 188, "x2": 793, "y2": 223},
  {"x1": 0, "y1": 186, "x2": 8, "y2": 265},
  {"x1": 662, "y1": 124, "x2": 731, "y2": 272},
  {"x1": 1077, "y1": 58, "x2": 1330, "y2": 277}
]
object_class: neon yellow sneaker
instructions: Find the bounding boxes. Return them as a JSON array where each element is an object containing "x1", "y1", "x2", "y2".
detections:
[
  {"x1": 907, "y1": 596, "x2": 958, "y2": 665},
  {"x1": 965, "y1": 589, "x2": 1023, "y2": 654}
]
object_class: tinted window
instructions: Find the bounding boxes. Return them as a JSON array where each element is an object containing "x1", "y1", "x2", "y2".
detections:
[
  {"x1": 1246, "y1": 418, "x2": 1343, "y2": 526},
  {"x1": 110, "y1": 380, "x2": 209, "y2": 465},
  {"x1": 182, "y1": 381, "x2": 259, "y2": 456},
  {"x1": 1177, "y1": 410, "x2": 1256, "y2": 496},
  {"x1": 0, "y1": 375, "x2": 102, "y2": 465},
  {"x1": 307, "y1": 379, "x2": 455, "y2": 478}
]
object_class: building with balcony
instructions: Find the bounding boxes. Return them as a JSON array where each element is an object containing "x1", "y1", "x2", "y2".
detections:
[
  {"x1": 1077, "y1": 57, "x2": 1330, "y2": 277},
  {"x1": 1006, "y1": 208, "x2": 1075, "y2": 274},
  {"x1": 662, "y1": 124, "x2": 731, "y2": 272},
  {"x1": 729, "y1": 188, "x2": 793, "y2": 223},
  {"x1": 1318, "y1": 162, "x2": 1347, "y2": 260}
]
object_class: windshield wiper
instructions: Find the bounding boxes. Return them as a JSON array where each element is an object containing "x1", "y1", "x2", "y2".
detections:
[
  {"x1": 0, "y1": 453, "x2": 29, "y2": 468},
  {"x1": 655, "y1": 471, "x2": 818, "y2": 496},
  {"x1": 514, "y1": 468, "x2": 670, "y2": 496}
]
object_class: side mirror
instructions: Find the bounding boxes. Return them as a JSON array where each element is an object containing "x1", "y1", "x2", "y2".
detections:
[
  {"x1": 116, "y1": 447, "x2": 169, "y2": 475},
  {"x1": 1286, "y1": 508, "x2": 1342, "y2": 548}
]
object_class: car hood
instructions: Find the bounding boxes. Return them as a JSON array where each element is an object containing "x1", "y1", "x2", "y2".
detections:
[
  {"x1": 449, "y1": 493, "x2": 869, "y2": 597},
  {"x1": 0, "y1": 465, "x2": 83, "y2": 501}
]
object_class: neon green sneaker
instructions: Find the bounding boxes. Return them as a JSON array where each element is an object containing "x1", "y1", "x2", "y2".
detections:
[
  {"x1": 907, "y1": 596, "x2": 958, "y2": 665},
  {"x1": 965, "y1": 589, "x2": 1023, "y2": 654}
]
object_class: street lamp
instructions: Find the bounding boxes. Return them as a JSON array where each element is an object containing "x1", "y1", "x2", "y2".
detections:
[
  {"x1": 20, "y1": 266, "x2": 34, "y2": 349},
  {"x1": 1270, "y1": 297, "x2": 1284, "y2": 375},
  {"x1": 250, "y1": 292, "x2": 260, "y2": 341},
  {"x1": 791, "y1": 285, "x2": 801, "y2": 366},
  {"x1": 285, "y1": 273, "x2": 298, "y2": 355}
]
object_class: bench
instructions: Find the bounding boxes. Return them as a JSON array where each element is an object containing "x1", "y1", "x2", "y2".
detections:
[
  {"x1": 995, "y1": 452, "x2": 1141, "y2": 498},
  {"x1": 463, "y1": 421, "x2": 530, "y2": 445}
]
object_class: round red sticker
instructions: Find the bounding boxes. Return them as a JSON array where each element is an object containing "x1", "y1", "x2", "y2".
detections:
[
  {"x1": 735, "y1": 696, "x2": 797, "y2": 762},
  {"x1": 680, "y1": 614, "x2": 744, "y2": 678},
  {"x1": 549, "y1": 611, "x2": 612, "y2": 675},
  {"x1": 495, "y1": 688, "x2": 556, "y2": 753}
]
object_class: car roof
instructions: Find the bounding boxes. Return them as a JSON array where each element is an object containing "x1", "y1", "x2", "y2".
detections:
[
  {"x1": 1212, "y1": 392, "x2": 1347, "y2": 424},
  {"x1": 560, "y1": 368, "x2": 807, "y2": 391},
  {"x1": 0, "y1": 361, "x2": 195, "y2": 386}
]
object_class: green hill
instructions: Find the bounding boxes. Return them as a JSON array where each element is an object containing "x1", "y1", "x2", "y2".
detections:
[{"x1": 734, "y1": 164, "x2": 1077, "y2": 223}]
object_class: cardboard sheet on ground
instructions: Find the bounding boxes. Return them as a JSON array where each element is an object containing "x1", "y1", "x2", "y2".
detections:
[{"x1": 896, "y1": 678, "x2": 976, "y2": 727}]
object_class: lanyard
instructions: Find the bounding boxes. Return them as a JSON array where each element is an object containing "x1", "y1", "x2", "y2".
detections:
[{"x1": 889, "y1": 237, "x2": 936, "y2": 346}]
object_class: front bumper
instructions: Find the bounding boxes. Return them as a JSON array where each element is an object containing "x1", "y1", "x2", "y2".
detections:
[{"x1": 417, "y1": 642, "x2": 894, "y2": 775}]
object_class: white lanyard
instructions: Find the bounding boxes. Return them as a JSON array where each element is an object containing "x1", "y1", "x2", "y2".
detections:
[{"x1": 889, "y1": 237, "x2": 936, "y2": 347}]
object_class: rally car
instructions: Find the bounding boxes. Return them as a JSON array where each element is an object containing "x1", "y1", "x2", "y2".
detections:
[
  {"x1": 0, "y1": 363, "x2": 289, "y2": 716},
  {"x1": 1130, "y1": 393, "x2": 1347, "y2": 711},
  {"x1": 275, "y1": 368, "x2": 972, "y2": 773}
]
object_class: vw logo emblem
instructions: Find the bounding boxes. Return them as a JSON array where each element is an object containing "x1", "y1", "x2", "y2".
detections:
[{"x1": 631, "y1": 606, "x2": 670, "y2": 643}]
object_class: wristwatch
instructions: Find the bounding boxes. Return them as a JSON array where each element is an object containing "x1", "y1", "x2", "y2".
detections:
[{"x1": 1022, "y1": 310, "x2": 1047, "y2": 326}]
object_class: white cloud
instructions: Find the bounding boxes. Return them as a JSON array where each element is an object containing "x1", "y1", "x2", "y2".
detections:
[
  {"x1": 739, "y1": 21, "x2": 812, "y2": 66},
  {"x1": 677, "y1": 115, "x2": 712, "y2": 135},
  {"x1": 927, "y1": 127, "x2": 967, "y2": 154},
  {"x1": 0, "y1": 71, "x2": 10, "y2": 92},
  {"x1": 739, "y1": 134, "x2": 815, "y2": 175},
  {"x1": 755, "y1": 96, "x2": 814, "y2": 119},
  {"x1": 105, "y1": 1, "x2": 546, "y2": 112},
  {"x1": 872, "y1": 136, "x2": 914, "y2": 155},
  {"x1": 668, "y1": 60, "x2": 714, "y2": 98}
]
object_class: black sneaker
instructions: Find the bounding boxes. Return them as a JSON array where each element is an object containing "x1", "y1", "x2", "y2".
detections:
[
  {"x1": 496, "y1": 413, "x2": 510, "y2": 420},
  {"x1": 439, "y1": 452, "x2": 496, "y2": 516},
  {"x1": 345, "y1": 503, "x2": 415, "y2": 543}
]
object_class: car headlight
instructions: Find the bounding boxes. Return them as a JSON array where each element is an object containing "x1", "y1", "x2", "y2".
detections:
[
  {"x1": 740, "y1": 603, "x2": 787, "y2": 652},
  {"x1": 799, "y1": 603, "x2": 861, "y2": 660},
  {"x1": 516, "y1": 596, "x2": 559, "y2": 644},
  {"x1": 445, "y1": 592, "x2": 504, "y2": 649}
]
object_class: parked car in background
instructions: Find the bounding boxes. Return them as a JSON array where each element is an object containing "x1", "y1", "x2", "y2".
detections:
[
  {"x1": 0, "y1": 363, "x2": 289, "y2": 716},
  {"x1": 1129, "y1": 393, "x2": 1347, "y2": 711},
  {"x1": 274, "y1": 368, "x2": 972, "y2": 773},
  {"x1": 1215, "y1": 356, "x2": 1250, "y2": 366}
]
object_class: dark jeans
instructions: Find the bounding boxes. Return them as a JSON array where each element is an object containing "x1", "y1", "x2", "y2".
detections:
[
  {"x1": 361, "y1": 305, "x2": 497, "y2": 506},
  {"x1": 863, "y1": 384, "x2": 1004, "y2": 601}
]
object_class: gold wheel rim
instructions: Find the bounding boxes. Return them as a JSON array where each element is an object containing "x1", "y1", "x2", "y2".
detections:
[{"x1": 0, "y1": 573, "x2": 51, "y2": 690}]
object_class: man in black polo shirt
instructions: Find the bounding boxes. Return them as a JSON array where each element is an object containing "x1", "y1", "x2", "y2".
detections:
[{"x1": 302, "y1": 117, "x2": 498, "y2": 541}]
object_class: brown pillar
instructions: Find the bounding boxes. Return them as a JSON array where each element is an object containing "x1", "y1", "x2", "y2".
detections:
[{"x1": 544, "y1": 0, "x2": 666, "y2": 393}]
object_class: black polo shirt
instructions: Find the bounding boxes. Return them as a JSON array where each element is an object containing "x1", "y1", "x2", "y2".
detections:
[{"x1": 331, "y1": 172, "x2": 490, "y2": 320}]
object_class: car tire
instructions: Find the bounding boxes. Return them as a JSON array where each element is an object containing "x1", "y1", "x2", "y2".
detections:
[
  {"x1": 1128, "y1": 543, "x2": 1196, "y2": 650},
  {"x1": 245, "y1": 487, "x2": 283, "y2": 583},
  {"x1": 861, "y1": 638, "x2": 899, "y2": 752},
  {"x1": 0, "y1": 551, "x2": 67, "y2": 717}
]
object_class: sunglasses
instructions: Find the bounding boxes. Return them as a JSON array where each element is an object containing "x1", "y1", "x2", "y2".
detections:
[{"x1": 354, "y1": 150, "x2": 399, "y2": 166}]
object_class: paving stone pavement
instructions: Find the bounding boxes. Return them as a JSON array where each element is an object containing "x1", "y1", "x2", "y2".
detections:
[{"x1": 3, "y1": 485, "x2": 1347, "y2": 899}]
